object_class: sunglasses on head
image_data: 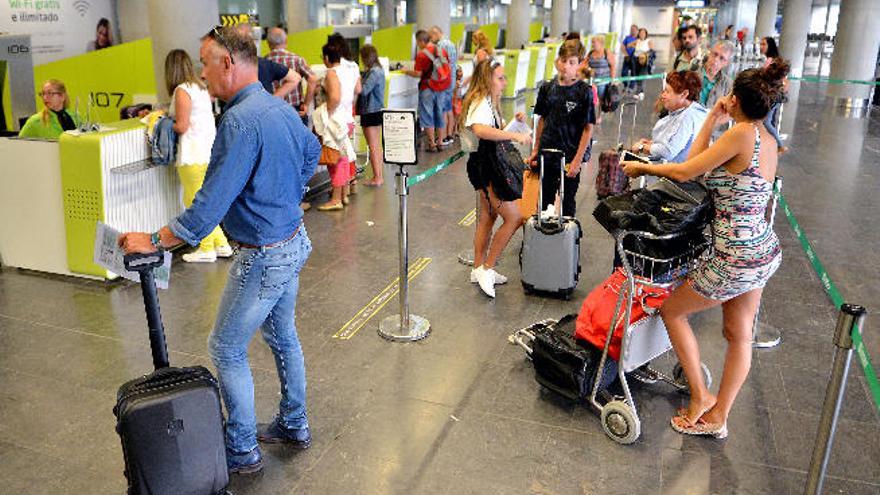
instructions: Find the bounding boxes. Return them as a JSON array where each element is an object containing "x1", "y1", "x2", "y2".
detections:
[{"x1": 210, "y1": 26, "x2": 236, "y2": 65}]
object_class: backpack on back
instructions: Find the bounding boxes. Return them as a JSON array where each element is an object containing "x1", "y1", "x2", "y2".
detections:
[{"x1": 421, "y1": 45, "x2": 452, "y2": 92}]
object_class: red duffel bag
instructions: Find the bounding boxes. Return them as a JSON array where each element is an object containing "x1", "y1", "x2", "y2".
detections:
[{"x1": 575, "y1": 268, "x2": 671, "y2": 361}]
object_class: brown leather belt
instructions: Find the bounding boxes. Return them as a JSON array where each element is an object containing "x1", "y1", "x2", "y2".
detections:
[{"x1": 234, "y1": 224, "x2": 301, "y2": 250}]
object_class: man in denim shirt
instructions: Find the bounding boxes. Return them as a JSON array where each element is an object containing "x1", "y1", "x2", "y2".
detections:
[{"x1": 119, "y1": 26, "x2": 320, "y2": 474}]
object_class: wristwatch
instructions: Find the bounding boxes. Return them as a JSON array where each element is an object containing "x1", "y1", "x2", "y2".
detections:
[{"x1": 150, "y1": 231, "x2": 162, "y2": 250}]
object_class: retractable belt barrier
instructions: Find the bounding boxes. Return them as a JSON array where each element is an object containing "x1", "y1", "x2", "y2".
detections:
[
  {"x1": 590, "y1": 73, "x2": 667, "y2": 85},
  {"x1": 407, "y1": 151, "x2": 466, "y2": 188},
  {"x1": 777, "y1": 193, "x2": 879, "y2": 411},
  {"x1": 789, "y1": 75, "x2": 880, "y2": 86},
  {"x1": 781, "y1": 190, "x2": 879, "y2": 494}
]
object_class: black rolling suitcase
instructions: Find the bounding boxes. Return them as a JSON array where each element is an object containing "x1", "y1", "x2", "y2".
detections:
[{"x1": 113, "y1": 252, "x2": 229, "y2": 495}]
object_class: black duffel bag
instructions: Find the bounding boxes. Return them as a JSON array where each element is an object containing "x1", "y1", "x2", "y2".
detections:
[
  {"x1": 531, "y1": 314, "x2": 617, "y2": 401},
  {"x1": 593, "y1": 178, "x2": 712, "y2": 235}
]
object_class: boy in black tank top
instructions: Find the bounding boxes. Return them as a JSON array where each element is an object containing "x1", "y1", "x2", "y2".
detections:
[{"x1": 529, "y1": 41, "x2": 596, "y2": 217}]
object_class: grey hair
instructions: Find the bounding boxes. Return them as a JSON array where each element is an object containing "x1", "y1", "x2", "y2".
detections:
[
  {"x1": 714, "y1": 40, "x2": 735, "y2": 56},
  {"x1": 267, "y1": 27, "x2": 286, "y2": 48}
]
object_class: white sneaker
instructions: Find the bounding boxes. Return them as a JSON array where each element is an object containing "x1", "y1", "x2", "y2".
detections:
[
  {"x1": 475, "y1": 266, "x2": 496, "y2": 298},
  {"x1": 470, "y1": 268, "x2": 508, "y2": 285},
  {"x1": 215, "y1": 245, "x2": 234, "y2": 258},
  {"x1": 182, "y1": 250, "x2": 217, "y2": 263}
]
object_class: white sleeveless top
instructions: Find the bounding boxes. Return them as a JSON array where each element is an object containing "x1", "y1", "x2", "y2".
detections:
[
  {"x1": 330, "y1": 59, "x2": 359, "y2": 125},
  {"x1": 168, "y1": 82, "x2": 216, "y2": 165}
]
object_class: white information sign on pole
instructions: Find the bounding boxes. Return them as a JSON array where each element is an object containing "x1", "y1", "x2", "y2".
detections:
[{"x1": 381, "y1": 109, "x2": 418, "y2": 165}]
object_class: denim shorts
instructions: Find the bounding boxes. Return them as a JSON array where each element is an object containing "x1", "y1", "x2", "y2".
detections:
[
  {"x1": 440, "y1": 86, "x2": 454, "y2": 113},
  {"x1": 418, "y1": 89, "x2": 446, "y2": 130}
]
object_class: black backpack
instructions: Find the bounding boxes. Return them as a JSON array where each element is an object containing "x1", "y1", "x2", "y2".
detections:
[{"x1": 601, "y1": 82, "x2": 623, "y2": 113}]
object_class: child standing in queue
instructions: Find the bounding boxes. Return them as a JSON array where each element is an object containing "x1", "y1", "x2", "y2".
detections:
[{"x1": 528, "y1": 40, "x2": 597, "y2": 217}]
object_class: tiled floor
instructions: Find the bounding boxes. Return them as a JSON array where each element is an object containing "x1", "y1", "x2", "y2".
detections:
[{"x1": 0, "y1": 78, "x2": 878, "y2": 494}]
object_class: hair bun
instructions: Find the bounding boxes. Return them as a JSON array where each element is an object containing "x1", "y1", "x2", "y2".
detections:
[{"x1": 762, "y1": 59, "x2": 791, "y2": 84}]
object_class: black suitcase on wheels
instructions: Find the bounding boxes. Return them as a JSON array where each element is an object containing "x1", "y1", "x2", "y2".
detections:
[{"x1": 114, "y1": 252, "x2": 229, "y2": 495}]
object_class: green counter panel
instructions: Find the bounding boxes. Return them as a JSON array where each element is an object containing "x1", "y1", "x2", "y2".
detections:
[
  {"x1": 33, "y1": 39, "x2": 156, "y2": 124},
  {"x1": 59, "y1": 131, "x2": 105, "y2": 277},
  {"x1": 544, "y1": 42, "x2": 561, "y2": 81},
  {"x1": 59, "y1": 119, "x2": 144, "y2": 277},
  {"x1": 450, "y1": 23, "x2": 466, "y2": 47},
  {"x1": 1, "y1": 61, "x2": 12, "y2": 130},
  {"x1": 371, "y1": 24, "x2": 414, "y2": 63},
  {"x1": 526, "y1": 46, "x2": 547, "y2": 88},
  {"x1": 480, "y1": 24, "x2": 500, "y2": 53},
  {"x1": 502, "y1": 51, "x2": 522, "y2": 98},
  {"x1": 287, "y1": 27, "x2": 335, "y2": 66},
  {"x1": 529, "y1": 22, "x2": 544, "y2": 43}
]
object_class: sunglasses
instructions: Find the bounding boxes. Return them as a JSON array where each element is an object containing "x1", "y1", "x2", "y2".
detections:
[{"x1": 211, "y1": 26, "x2": 236, "y2": 65}]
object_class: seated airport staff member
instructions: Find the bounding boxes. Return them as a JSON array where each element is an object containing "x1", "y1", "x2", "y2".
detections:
[
  {"x1": 632, "y1": 71, "x2": 707, "y2": 163},
  {"x1": 19, "y1": 79, "x2": 81, "y2": 139},
  {"x1": 118, "y1": 26, "x2": 320, "y2": 474}
]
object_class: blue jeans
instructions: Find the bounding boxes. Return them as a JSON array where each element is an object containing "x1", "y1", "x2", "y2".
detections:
[
  {"x1": 418, "y1": 88, "x2": 445, "y2": 129},
  {"x1": 764, "y1": 101, "x2": 783, "y2": 148},
  {"x1": 621, "y1": 55, "x2": 634, "y2": 87},
  {"x1": 208, "y1": 226, "x2": 312, "y2": 454}
]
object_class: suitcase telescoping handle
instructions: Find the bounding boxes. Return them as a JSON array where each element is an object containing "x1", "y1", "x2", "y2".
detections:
[
  {"x1": 124, "y1": 252, "x2": 170, "y2": 370},
  {"x1": 537, "y1": 148, "x2": 566, "y2": 227},
  {"x1": 615, "y1": 99, "x2": 639, "y2": 151}
]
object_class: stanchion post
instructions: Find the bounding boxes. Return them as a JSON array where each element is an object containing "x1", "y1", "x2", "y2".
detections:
[
  {"x1": 378, "y1": 109, "x2": 430, "y2": 342},
  {"x1": 805, "y1": 304, "x2": 867, "y2": 495},
  {"x1": 753, "y1": 176, "x2": 784, "y2": 348},
  {"x1": 397, "y1": 167, "x2": 410, "y2": 330},
  {"x1": 378, "y1": 165, "x2": 431, "y2": 342}
]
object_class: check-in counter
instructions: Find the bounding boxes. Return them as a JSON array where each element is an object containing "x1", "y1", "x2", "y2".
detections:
[
  {"x1": 544, "y1": 42, "x2": 562, "y2": 81},
  {"x1": 459, "y1": 54, "x2": 475, "y2": 84},
  {"x1": 0, "y1": 119, "x2": 182, "y2": 279},
  {"x1": 386, "y1": 70, "x2": 419, "y2": 109},
  {"x1": 526, "y1": 45, "x2": 549, "y2": 89},
  {"x1": 0, "y1": 136, "x2": 74, "y2": 276},
  {"x1": 497, "y1": 49, "x2": 531, "y2": 98}
]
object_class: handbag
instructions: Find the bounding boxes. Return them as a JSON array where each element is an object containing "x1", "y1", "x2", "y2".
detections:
[
  {"x1": 487, "y1": 140, "x2": 526, "y2": 201},
  {"x1": 318, "y1": 145, "x2": 340, "y2": 166}
]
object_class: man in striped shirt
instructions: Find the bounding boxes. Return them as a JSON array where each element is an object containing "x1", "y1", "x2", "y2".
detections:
[{"x1": 266, "y1": 27, "x2": 318, "y2": 126}]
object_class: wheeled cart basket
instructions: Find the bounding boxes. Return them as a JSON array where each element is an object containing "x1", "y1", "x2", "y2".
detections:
[{"x1": 509, "y1": 229, "x2": 711, "y2": 444}]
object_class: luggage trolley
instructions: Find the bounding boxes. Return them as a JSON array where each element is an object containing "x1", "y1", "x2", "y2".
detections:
[
  {"x1": 590, "y1": 229, "x2": 711, "y2": 444},
  {"x1": 508, "y1": 228, "x2": 711, "y2": 445}
]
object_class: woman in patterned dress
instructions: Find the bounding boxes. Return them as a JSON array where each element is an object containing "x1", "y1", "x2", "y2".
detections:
[{"x1": 622, "y1": 60, "x2": 790, "y2": 439}]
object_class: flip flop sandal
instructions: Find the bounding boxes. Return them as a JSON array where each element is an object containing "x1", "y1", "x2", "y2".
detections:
[{"x1": 670, "y1": 415, "x2": 728, "y2": 439}]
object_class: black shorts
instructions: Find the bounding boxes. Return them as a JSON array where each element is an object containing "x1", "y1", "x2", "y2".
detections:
[
  {"x1": 467, "y1": 148, "x2": 520, "y2": 202},
  {"x1": 466, "y1": 152, "x2": 488, "y2": 191},
  {"x1": 361, "y1": 111, "x2": 383, "y2": 128}
]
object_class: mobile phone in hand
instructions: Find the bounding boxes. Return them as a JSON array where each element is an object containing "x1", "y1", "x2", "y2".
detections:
[{"x1": 621, "y1": 150, "x2": 650, "y2": 163}]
